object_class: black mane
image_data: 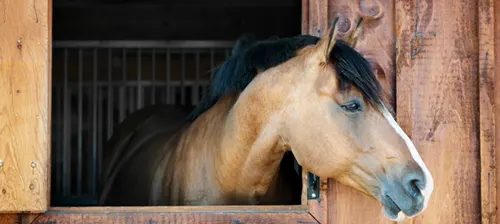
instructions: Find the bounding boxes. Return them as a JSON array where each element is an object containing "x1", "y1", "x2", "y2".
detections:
[
  {"x1": 331, "y1": 40, "x2": 383, "y2": 108},
  {"x1": 186, "y1": 34, "x2": 320, "y2": 121},
  {"x1": 186, "y1": 36, "x2": 383, "y2": 121}
]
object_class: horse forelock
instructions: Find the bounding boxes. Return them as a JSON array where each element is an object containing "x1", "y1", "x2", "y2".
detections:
[{"x1": 329, "y1": 40, "x2": 384, "y2": 109}]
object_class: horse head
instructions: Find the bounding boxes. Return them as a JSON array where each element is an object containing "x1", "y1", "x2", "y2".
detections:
[{"x1": 265, "y1": 17, "x2": 434, "y2": 221}]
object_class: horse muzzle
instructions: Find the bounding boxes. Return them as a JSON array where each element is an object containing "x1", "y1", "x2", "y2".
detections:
[{"x1": 378, "y1": 169, "x2": 428, "y2": 221}]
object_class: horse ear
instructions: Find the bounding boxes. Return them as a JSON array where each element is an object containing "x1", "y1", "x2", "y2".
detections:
[
  {"x1": 345, "y1": 17, "x2": 363, "y2": 48},
  {"x1": 316, "y1": 17, "x2": 340, "y2": 62}
]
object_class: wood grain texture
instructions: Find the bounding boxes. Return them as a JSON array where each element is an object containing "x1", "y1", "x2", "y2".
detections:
[
  {"x1": 0, "y1": 214, "x2": 21, "y2": 224},
  {"x1": 479, "y1": 0, "x2": 497, "y2": 223},
  {"x1": 327, "y1": 181, "x2": 393, "y2": 224},
  {"x1": 41, "y1": 206, "x2": 321, "y2": 223},
  {"x1": 0, "y1": 213, "x2": 40, "y2": 224},
  {"x1": 495, "y1": 0, "x2": 500, "y2": 223},
  {"x1": 22, "y1": 213, "x2": 42, "y2": 224},
  {"x1": 31, "y1": 211, "x2": 319, "y2": 224},
  {"x1": 47, "y1": 0, "x2": 53, "y2": 208},
  {"x1": 396, "y1": 0, "x2": 480, "y2": 223},
  {"x1": 0, "y1": 0, "x2": 51, "y2": 212},
  {"x1": 303, "y1": 0, "x2": 328, "y2": 38},
  {"x1": 303, "y1": 0, "x2": 396, "y2": 223},
  {"x1": 47, "y1": 205, "x2": 307, "y2": 213}
]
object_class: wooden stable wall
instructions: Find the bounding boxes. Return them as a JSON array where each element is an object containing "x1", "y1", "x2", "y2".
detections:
[
  {"x1": 0, "y1": 0, "x2": 51, "y2": 213},
  {"x1": 396, "y1": 0, "x2": 481, "y2": 222},
  {"x1": 0, "y1": 0, "x2": 500, "y2": 223},
  {"x1": 303, "y1": 0, "x2": 500, "y2": 223}
]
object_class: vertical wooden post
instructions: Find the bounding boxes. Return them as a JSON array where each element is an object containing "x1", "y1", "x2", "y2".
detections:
[
  {"x1": 303, "y1": 0, "x2": 396, "y2": 223},
  {"x1": 478, "y1": 0, "x2": 498, "y2": 223},
  {"x1": 0, "y1": 0, "x2": 51, "y2": 212},
  {"x1": 396, "y1": 0, "x2": 480, "y2": 223},
  {"x1": 325, "y1": 2, "x2": 396, "y2": 223},
  {"x1": 495, "y1": 1, "x2": 500, "y2": 223}
]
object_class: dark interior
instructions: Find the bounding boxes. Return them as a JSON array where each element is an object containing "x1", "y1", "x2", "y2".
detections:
[
  {"x1": 50, "y1": 0, "x2": 303, "y2": 206},
  {"x1": 53, "y1": 0, "x2": 302, "y2": 41}
]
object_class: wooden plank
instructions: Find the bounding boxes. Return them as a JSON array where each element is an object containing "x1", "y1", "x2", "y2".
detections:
[
  {"x1": 0, "y1": 0, "x2": 51, "y2": 212},
  {"x1": 32, "y1": 210, "x2": 319, "y2": 224},
  {"x1": 301, "y1": 0, "x2": 309, "y2": 35},
  {"x1": 0, "y1": 214, "x2": 40, "y2": 224},
  {"x1": 495, "y1": 0, "x2": 500, "y2": 223},
  {"x1": 327, "y1": 181, "x2": 393, "y2": 224},
  {"x1": 478, "y1": 0, "x2": 497, "y2": 223},
  {"x1": 48, "y1": 205, "x2": 307, "y2": 213},
  {"x1": 395, "y1": 0, "x2": 480, "y2": 223},
  {"x1": 303, "y1": 0, "x2": 328, "y2": 38},
  {"x1": 0, "y1": 214, "x2": 21, "y2": 224},
  {"x1": 21, "y1": 213, "x2": 42, "y2": 224},
  {"x1": 47, "y1": 0, "x2": 53, "y2": 209},
  {"x1": 303, "y1": 0, "x2": 396, "y2": 223}
]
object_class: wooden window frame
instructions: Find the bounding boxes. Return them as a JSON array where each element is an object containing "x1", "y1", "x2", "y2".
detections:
[
  {"x1": 33, "y1": 173, "x2": 328, "y2": 223},
  {"x1": 28, "y1": 171, "x2": 328, "y2": 223}
]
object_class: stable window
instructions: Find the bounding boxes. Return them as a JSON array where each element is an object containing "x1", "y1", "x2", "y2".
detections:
[
  {"x1": 49, "y1": 0, "x2": 330, "y2": 221},
  {"x1": 49, "y1": 0, "x2": 307, "y2": 206},
  {"x1": 0, "y1": 0, "x2": 329, "y2": 223}
]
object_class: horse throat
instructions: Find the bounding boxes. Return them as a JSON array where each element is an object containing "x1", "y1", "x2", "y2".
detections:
[{"x1": 213, "y1": 90, "x2": 289, "y2": 204}]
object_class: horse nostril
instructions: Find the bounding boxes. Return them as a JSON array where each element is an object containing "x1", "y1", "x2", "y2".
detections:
[
  {"x1": 409, "y1": 180, "x2": 421, "y2": 199},
  {"x1": 403, "y1": 171, "x2": 426, "y2": 200}
]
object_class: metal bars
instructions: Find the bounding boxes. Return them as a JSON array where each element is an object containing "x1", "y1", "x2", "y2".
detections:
[
  {"x1": 77, "y1": 49, "x2": 83, "y2": 196},
  {"x1": 62, "y1": 48, "x2": 71, "y2": 197},
  {"x1": 51, "y1": 41, "x2": 232, "y2": 206},
  {"x1": 92, "y1": 49, "x2": 98, "y2": 196}
]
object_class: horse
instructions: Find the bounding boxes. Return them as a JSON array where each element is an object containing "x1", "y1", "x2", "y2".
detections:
[
  {"x1": 98, "y1": 17, "x2": 434, "y2": 221},
  {"x1": 98, "y1": 32, "x2": 318, "y2": 206}
]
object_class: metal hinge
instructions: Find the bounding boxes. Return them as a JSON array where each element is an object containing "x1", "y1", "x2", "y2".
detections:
[
  {"x1": 294, "y1": 158, "x2": 320, "y2": 200},
  {"x1": 307, "y1": 172, "x2": 320, "y2": 200}
]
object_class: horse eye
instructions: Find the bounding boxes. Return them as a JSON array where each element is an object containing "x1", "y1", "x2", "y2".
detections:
[{"x1": 341, "y1": 102, "x2": 362, "y2": 112}]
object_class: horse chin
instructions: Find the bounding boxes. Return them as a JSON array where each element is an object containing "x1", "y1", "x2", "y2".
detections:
[
  {"x1": 383, "y1": 207, "x2": 406, "y2": 222},
  {"x1": 380, "y1": 196, "x2": 406, "y2": 221}
]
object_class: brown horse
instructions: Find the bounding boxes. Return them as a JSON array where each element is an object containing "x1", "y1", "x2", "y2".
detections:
[{"x1": 99, "y1": 18, "x2": 434, "y2": 221}]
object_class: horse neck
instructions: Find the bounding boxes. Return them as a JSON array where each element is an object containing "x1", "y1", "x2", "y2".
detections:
[
  {"x1": 209, "y1": 71, "x2": 294, "y2": 204},
  {"x1": 180, "y1": 57, "x2": 300, "y2": 204}
]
